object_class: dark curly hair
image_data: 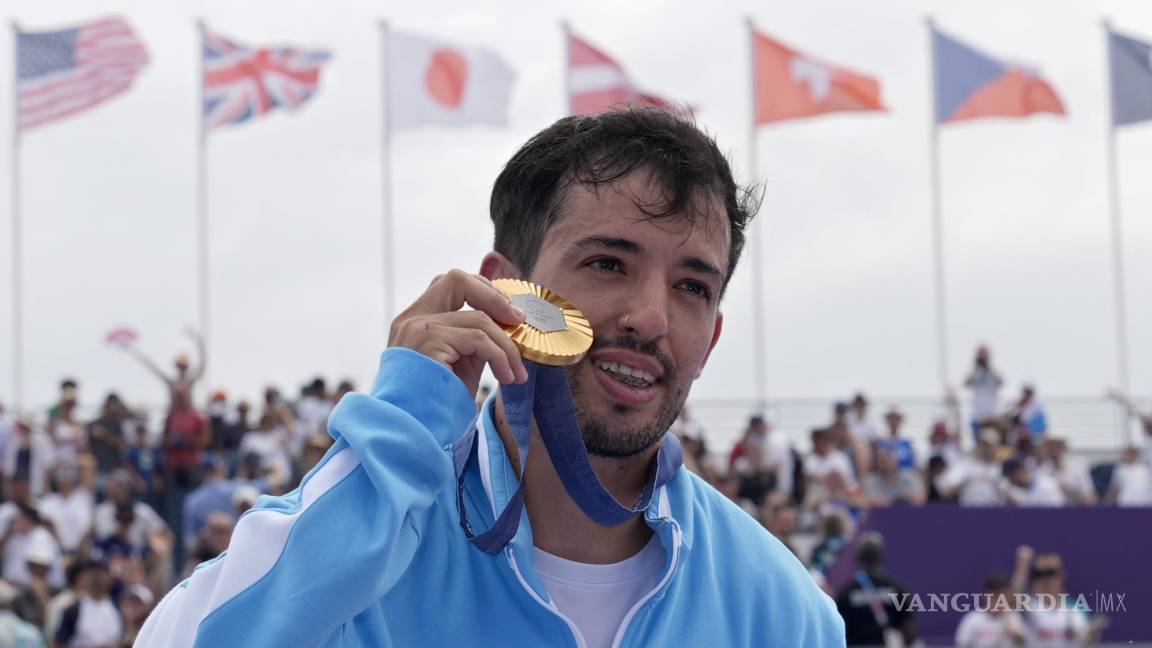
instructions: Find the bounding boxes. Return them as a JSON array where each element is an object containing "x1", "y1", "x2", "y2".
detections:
[{"x1": 490, "y1": 108, "x2": 760, "y2": 299}]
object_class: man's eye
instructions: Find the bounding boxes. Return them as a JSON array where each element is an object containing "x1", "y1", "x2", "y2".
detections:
[
  {"x1": 588, "y1": 258, "x2": 621, "y2": 272},
  {"x1": 679, "y1": 281, "x2": 712, "y2": 300}
]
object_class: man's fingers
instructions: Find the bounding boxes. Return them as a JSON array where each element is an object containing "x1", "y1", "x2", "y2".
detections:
[
  {"x1": 432, "y1": 311, "x2": 528, "y2": 383},
  {"x1": 411, "y1": 270, "x2": 525, "y2": 325},
  {"x1": 421, "y1": 323, "x2": 519, "y2": 385}
]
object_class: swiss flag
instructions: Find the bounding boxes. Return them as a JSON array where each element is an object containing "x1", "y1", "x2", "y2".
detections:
[
  {"x1": 752, "y1": 28, "x2": 885, "y2": 124},
  {"x1": 567, "y1": 30, "x2": 686, "y2": 116}
]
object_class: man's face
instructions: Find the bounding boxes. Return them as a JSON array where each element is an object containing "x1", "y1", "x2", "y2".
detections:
[{"x1": 523, "y1": 172, "x2": 727, "y2": 458}]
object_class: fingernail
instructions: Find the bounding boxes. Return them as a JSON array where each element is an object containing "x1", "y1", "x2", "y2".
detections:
[{"x1": 512, "y1": 306, "x2": 526, "y2": 319}]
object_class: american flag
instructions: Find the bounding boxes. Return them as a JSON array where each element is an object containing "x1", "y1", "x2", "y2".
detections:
[
  {"x1": 16, "y1": 17, "x2": 149, "y2": 131},
  {"x1": 202, "y1": 26, "x2": 331, "y2": 130}
]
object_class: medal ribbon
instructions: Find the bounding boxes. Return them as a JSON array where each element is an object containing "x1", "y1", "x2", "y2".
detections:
[{"x1": 456, "y1": 361, "x2": 683, "y2": 555}]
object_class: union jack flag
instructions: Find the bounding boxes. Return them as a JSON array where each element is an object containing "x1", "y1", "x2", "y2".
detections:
[{"x1": 201, "y1": 25, "x2": 330, "y2": 130}]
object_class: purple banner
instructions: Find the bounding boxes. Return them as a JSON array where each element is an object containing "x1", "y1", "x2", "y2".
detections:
[{"x1": 827, "y1": 507, "x2": 1152, "y2": 645}]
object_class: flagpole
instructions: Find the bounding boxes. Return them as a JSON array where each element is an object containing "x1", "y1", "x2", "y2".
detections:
[
  {"x1": 561, "y1": 20, "x2": 572, "y2": 114},
  {"x1": 379, "y1": 20, "x2": 395, "y2": 327},
  {"x1": 195, "y1": 20, "x2": 211, "y2": 391},
  {"x1": 1102, "y1": 18, "x2": 1133, "y2": 444},
  {"x1": 10, "y1": 20, "x2": 24, "y2": 411},
  {"x1": 746, "y1": 17, "x2": 767, "y2": 413},
  {"x1": 926, "y1": 16, "x2": 950, "y2": 397}
]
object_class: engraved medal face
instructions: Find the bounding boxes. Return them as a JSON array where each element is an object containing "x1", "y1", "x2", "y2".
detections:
[
  {"x1": 491, "y1": 279, "x2": 593, "y2": 366},
  {"x1": 511, "y1": 294, "x2": 568, "y2": 334}
]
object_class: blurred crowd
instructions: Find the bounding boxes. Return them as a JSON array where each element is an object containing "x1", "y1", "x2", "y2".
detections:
[
  {"x1": 0, "y1": 341, "x2": 1147, "y2": 646},
  {"x1": 0, "y1": 334, "x2": 345, "y2": 647},
  {"x1": 672, "y1": 345, "x2": 1152, "y2": 646}
]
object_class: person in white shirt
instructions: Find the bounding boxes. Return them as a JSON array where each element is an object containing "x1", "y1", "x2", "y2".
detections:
[
  {"x1": 238, "y1": 414, "x2": 293, "y2": 491},
  {"x1": 954, "y1": 574, "x2": 1027, "y2": 648},
  {"x1": 847, "y1": 393, "x2": 880, "y2": 442},
  {"x1": 37, "y1": 463, "x2": 95, "y2": 555},
  {"x1": 92, "y1": 472, "x2": 171, "y2": 553},
  {"x1": 936, "y1": 431, "x2": 1004, "y2": 507},
  {"x1": 964, "y1": 346, "x2": 1004, "y2": 441},
  {"x1": 53, "y1": 559, "x2": 123, "y2": 648},
  {"x1": 0, "y1": 504, "x2": 64, "y2": 589},
  {"x1": 804, "y1": 428, "x2": 860, "y2": 509},
  {"x1": 1107, "y1": 446, "x2": 1152, "y2": 507},
  {"x1": 1001, "y1": 459, "x2": 1064, "y2": 507},
  {"x1": 1037, "y1": 438, "x2": 1097, "y2": 506}
]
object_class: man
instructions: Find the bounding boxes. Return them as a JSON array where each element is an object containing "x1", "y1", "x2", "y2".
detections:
[
  {"x1": 936, "y1": 430, "x2": 1005, "y2": 507},
  {"x1": 847, "y1": 392, "x2": 879, "y2": 441},
  {"x1": 138, "y1": 110, "x2": 842, "y2": 646},
  {"x1": 1000, "y1": 458, "x2": 1064, "y2": 507},
  {"x1": 954, "y1": 574, "x2": 1027, "y2": 647},
  {"x1": 0, "y1": 579, "x2": 44, "y2": 648},
  {"x1": 53, "y1": 559, "x2": 122, "y2": 648},
  {"x1": 835, "y1": 532, "x2": 916, "y2": 646},
  {"x1": 964, "y1": 345, "x2": 1004, "y2": 440},
  {"x1": 37, "y1": 463, "x2": 95, "y2": 556},
  {"x1": 803, "y1": 427, "x2": 860, "y2": 509},
  {"x1": 875, "y1": 405, "x2": 917, "y2": 470}
]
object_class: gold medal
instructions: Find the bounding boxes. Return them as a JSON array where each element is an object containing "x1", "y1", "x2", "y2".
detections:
[{"x1": 491, "y1": 279, "x2": 593, "y2": 366}]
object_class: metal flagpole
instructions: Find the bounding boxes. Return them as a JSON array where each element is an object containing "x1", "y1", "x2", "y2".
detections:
[
  {"x1": 926, "y1": 17, "x2": 950, "y2": 396},
  {"x1": 196, "y1": 20, "x2": 211, "y2": 390},
  {"x1": 562, "y1": 20, "x2": 572, "y2": 115},
  {"x1": 379, "y1": 20, "x2": 395, "y2": 327},
  {"x1": 10, "y1": 21, "x2": 24, "y2": 411},
  {"x1": 1102, "y1": 18, "x2": 1133, "y2": 444},
  {"x1": 746, "y1": 17, "x2": 767, "y2": 413}
]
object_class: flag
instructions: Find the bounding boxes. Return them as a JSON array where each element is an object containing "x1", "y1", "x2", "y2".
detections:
[
  {"x1": 387, "y1": 31, "x2": 515, "y2": 130},
  {"x1": 751, "y1": 29, "x2": 884, "y2": 124},
  {"x1": 567, "y1": 30, "x2": 685, "y2": 116},
  {"x1": 16, "y1": 17, "x2": 149, "y2": 130},
  {"x1": 1108, "y1": 29, "x2": 1152, "y2": 126},
  {"x1": 931, "y1": 27, "x2": 1065, "y2": 124},
  {"x1": 202, "y1": 26, "x2": 331, "y2": 130},
  {"x1": 104, "y1": 326, "x2": 138, "y2": 347}
]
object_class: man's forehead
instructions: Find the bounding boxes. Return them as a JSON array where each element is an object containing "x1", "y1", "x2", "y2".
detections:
[{"x1": 547, "y1": 173, "x2": 730, "y2": 254}]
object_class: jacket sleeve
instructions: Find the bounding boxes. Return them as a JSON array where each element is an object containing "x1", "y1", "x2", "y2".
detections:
[{"x1": 135, "y1": 348, "x2": 477, "y2": 648}]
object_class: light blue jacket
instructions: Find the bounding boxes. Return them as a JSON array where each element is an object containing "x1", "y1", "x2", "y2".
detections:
[{"x1": 137, "y1": 348, "x2": 845, "y2": 647}]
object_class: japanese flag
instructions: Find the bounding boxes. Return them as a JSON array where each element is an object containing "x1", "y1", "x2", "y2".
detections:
[{"x1": 388, "y1": 31, "x2": 516, "y2": 130}]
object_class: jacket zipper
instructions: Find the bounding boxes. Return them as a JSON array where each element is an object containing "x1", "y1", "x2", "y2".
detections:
[
  {"x1": 608, "y1": 522, "x2": 682, "y2": 648},
  {"x1": 507, "y1": 547, "x2": 589, "y2": 648}
]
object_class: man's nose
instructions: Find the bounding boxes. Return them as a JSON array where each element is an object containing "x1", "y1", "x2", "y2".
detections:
[{"x1": 616, "y1": 277, "x2": 670, "y2": 341}]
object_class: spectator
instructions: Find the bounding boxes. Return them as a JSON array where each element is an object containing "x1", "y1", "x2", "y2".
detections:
[
  {"x1": 936, "y1": 430, "x2": 1005, "y2": 507},
  {"x1": 835, "y1": 532, "x2": 916, "y2": 646},
  {"x1": 118, "y1": 329, "x2": 208, "y2": 491},
  {"x1": 122, "y1": 417, "x2": 161, "y2": 512},
  {"x1": 181, "y1": 457, "x2": 236, "y2": 548},
  {"x1": 54, "y1": 559, "x2": 122, "y2": 648},
  {"x1": 808, "y1": 512, "x2": 849, "y2": 580},
  {"x1": 118, "y1": 584, "x2": 153, "y2": 647},
  {"x1": 3, "y1": 421, "x2": 56, "y2": 499},
  {"x1": 1107, "y1": 446, "x2": 1152, "y2": 507},
  {"x1": 182, "y1": 511, "x2": 234, "y2": 578},
  {"x1": 954, "y1": 573, "x2": 1027, "y2": 647},
  {"x1": 93, "y1": 473, "x2": 172, "y2": 565},
  {"x1": 728, "y1": 416, "x2": 765, "y2": 472},
  {"x1": 237, "y1": 415, "x2": 292, "y2": 493},
  {"x1": 732, "y1": 441, "x2": 775, "y2": 510},
  {"x1": 925, "y1": 455, "x2": 952, "y2": 504},
  {"x1": 1001, "y1": 458, "x2": 1064, "y2": 507},
  {"x1": 847, "y1": 393, "x2": 879, "y2": 441},
  {"x1": 0, "y1": 579, "x2": 44, "y2": 647},
  {"x1": 46, "y1": 380, "x2": 85, "y2": 467},
  {"x1": 760, "y1": 501, "x2": 799, "y2": 557},
  {"x1": 670, "y1": 407, "x2": 718, "y2": 484},
  {"x1": 803, "y1": 428, "x2": 859, "y2": 508},
  {"x1": 85, "y1": 394, "x2": 130, "y2": 483},
  {"x1": 12, "y1": 542, "x2": 56, "y2": 629},
  {"x1": 0, "y1": 474, "x2": 35, "y2": 535},
  {"x1": 44, "y1": 561, "x2": 89, "y2": 643},
  {"x1": 289, "y1": 435, "x2": 332, "y2": 491},
  {"x1": 332, "y1": 380, "x2": 356, "y2": 403},
  {"x1": 1036, "y1": 438, "x2": 1096, "y2": 506},
  {"x1": 829, "y1": 403, "x2": 871, "y2": 480},
  {"x1": 1007, "y1": 384, "x2": 1048, "y2": 445},
  {"x1": 1, "y1": 504, "x2": 63, "y2": 589},
  {"x1": 295, "y1": 378, "x2": 333, "y2": 450},
  {"x1": 964, "y1": 345, "x2": 1004, "y2": 440},
  {"x1": 37, "y1": 463, "x2": 95, "y2": 556},
  {"x1": 232, "y1": 485, "x2": 260, "y2": 519},
  {"x1": 865, "y1": 448, "x2": 925, "y2": 507},
  {"x1": 1010, "y1": 546, "x2": 1093, "y2": 647},
  {"x1": 875, "y1": 406, "x2": 917, "y2": 470},
  {"x1": 928, "y1": 418, "x2": 963, "y2": 465}
]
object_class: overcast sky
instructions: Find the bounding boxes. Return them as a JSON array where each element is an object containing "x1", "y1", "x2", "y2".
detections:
[{"x1": 2, "y1": 0, "x2": 1151, "y2": 442}]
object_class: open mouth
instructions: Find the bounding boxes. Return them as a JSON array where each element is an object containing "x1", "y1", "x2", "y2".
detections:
[{"x1": 593, "y1": 359, "x2": 657, "y2": 389}]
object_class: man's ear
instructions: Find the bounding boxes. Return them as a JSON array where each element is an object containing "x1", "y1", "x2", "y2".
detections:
[
  {"x1": 480, "y1": 252, "x2": 521, "y2": 281},
  {"x1": 695, "y1": 310, "x2": 724, "y2": 379}
]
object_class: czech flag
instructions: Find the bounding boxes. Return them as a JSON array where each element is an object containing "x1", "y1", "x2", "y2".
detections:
[{"x1": 931, "y1": 26, "x2": 1065, "y2": 124}]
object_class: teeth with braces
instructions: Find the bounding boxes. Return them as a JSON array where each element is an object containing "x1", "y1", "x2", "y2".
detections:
[{"x1": 594, "y1": 359, "x2": 656, "y2": 387}]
